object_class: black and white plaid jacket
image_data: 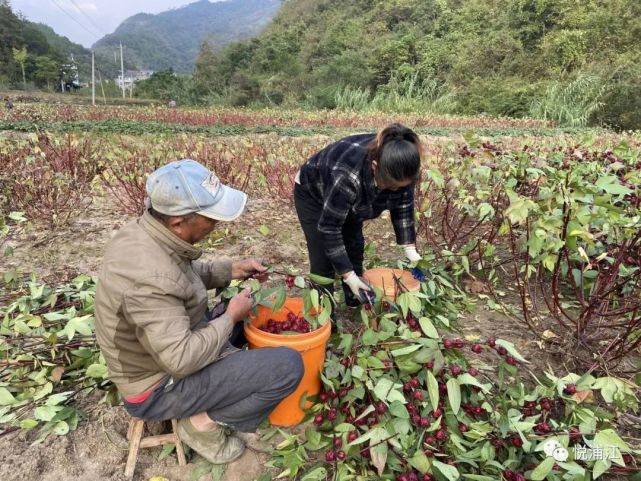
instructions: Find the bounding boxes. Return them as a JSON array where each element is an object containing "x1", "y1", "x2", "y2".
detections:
[{"x1": 298, "y1": 133, "x2": 416, "y2": 274}]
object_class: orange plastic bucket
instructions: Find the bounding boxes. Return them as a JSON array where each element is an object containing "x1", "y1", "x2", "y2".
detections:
[
  {"x1": 363, "y1": 268, "x2": 420, "y2": 299},
  {"x1": 244, "y1": 297, "x2": 331, "y2": 426}
]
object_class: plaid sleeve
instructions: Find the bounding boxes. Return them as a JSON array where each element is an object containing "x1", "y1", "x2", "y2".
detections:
[
  {"x1": 390, "y1": 185, "x2": 416, "y2": 246},
  {"x1": 317, "y1": 175, "x2": 359, "y2": 275}
]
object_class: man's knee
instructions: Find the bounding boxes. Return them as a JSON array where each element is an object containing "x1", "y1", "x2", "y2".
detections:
[{"x1": 273, "y1": 347, "x2": 304, "y2": 391}]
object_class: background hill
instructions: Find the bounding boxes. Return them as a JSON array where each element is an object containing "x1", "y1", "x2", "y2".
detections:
[
  {"x1": 194, "y1": 0, "x2": 641, "y2": 129},
  {"x1": 93, "y1": 0, "x2": 282, "y2": 73},
  {"x1": 0, "y1": 1, "x2": 124, "y2": 89}
]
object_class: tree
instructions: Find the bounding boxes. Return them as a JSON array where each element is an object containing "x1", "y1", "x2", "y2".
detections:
[
  {"x1": 135, "y1": 69, "x2": 184, "y2": 101},
  {"x1": 34, "y1": 55, "x2": 59, "y2": 89},
  {"x1": 12, "y1": 46, "x2": 27, "y2": 86}
]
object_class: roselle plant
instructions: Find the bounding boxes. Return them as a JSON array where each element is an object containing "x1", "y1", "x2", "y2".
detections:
[
  {"x1": 0, "y1": 104, "x2": 554, "y2": 132},
  {"x1": 414, "y1": 137, "x2": 507, "y2": 273},
  {"x1": 264, "y1": 273, "x2": 640, "y2": 481},
  {"x1": 503, "y1": 142, "x2": 641, "y2": 372},
  {"x1": 1, "y1": 133, "x2": 101, "y2": 226}
]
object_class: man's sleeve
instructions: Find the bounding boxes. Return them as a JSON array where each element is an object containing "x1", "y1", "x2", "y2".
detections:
[
  {"x1": 317, "y1": 175, "x2": 358, "y2": 275},
  {"x1": 389, "y1": 185, "x2": 417, "y2": 246},
  {"x1": 192, "y1": 258, "x2": 233, "y2": 290},
  {"x1": 122, "y1": 276, "x2": 233, "y2": 378}
]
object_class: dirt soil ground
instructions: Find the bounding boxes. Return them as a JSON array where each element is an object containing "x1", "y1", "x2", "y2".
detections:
[{"x1": 0, "y1": 193, "x2": 637, "y2": 481}]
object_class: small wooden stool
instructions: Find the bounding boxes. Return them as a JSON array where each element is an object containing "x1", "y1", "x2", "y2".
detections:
[{"x1": 125, "y1": 417, "x2": 187, "y2": 478}]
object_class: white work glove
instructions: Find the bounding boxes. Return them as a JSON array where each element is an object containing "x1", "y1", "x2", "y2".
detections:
[
  {"x1": 403, "y1": 245, "x2": 422, "y2": 262},
  {"x1": 343, "y1": 271, "x2": 373, "y2": 299}
]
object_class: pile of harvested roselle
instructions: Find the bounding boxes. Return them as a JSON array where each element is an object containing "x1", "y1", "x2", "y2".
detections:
[{"x1": 259, "y1": 312, "x2": 312, "y2": 334}]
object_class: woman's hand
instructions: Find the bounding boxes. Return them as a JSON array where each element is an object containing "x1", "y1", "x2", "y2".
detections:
[
  {"x1": 343, "y1": 271, "x2": 373, "y2": 300},
  {"x1": 403, "y1": 245, "x2": 422, "y2": 262},
  {"x1": 231, "y1": 258, "x2": 267, "y2": 280}
]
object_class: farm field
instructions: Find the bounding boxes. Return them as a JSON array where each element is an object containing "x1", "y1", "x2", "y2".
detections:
[{"x1": 0, "y1": 100, "x2": 640, "y2": 481}]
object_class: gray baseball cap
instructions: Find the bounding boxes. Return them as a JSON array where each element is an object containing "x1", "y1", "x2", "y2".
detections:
[{"x1": 146, "y1": 159, "x2": 247, "y2": 221}]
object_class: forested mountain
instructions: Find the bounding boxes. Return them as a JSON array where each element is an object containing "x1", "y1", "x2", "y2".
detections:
[
  {"x1": 0, "y1": 1, "x2": 123, "y2": 89},
  {"x1": 93, "y1": 0, "x2": 282, "y2": 73},
  {"x1": 195, "y1": 0, "x2": 641, "y2": 128}
]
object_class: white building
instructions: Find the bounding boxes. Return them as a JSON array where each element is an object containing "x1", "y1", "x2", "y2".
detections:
[{"x1": 115, "y1": 70, "x2": 154, "y2": 89}]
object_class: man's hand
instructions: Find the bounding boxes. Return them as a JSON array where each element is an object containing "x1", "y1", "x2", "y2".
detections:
[
  {"x1": 231, "y1": 258, "x2": 267, "y2": 280},
  {"x1": 225, "y1": 288, "x2": 253, "y2": 323}
]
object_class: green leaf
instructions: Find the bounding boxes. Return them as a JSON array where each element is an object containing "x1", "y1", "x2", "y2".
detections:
[
  {"x1": 60, "y1": 314, "x2": 94, "y2": 339},
  {"x1": 0, "y1": 387, "x2": 17, "y2": 406},
  {"x1": 158, "y1": 443, "x2": 176, "y2": 460},
  {"x1": 594, "y1": 429, "x2": 629, "y2": 453},
  {"x1": 389, "y1": 401, "x2": 409, "y2": 419},
  {"x1": 391, "y1": 344, "x2": 422, "y2": 357},
  {"x1": 308, "y1": 273, "x2": 335, "y2": 286},
  {"x1": 53, "y1": 421, "x2": 69, "y2": 436},
  {"x1": 351, "y1": 365, "x2": 365, "y2": 380},
  {"x1": 374, "y1": 378, "x2": 404, "y2": 403},
  {"x1": 461, "y1": 256, "x2": 470, "y2": 274},
  {"x1": 433, "y1": 459, "x2": 460, "y2": 481},
  {"x1": 301, "y1": 467, "x2": 327, "y2": 481},
  {"x1": 398, "y1": 293, "x2": 410, "y2": 318},
  {"x1": 191, "y1": 463, "x2": 212, "y2": 481},
  {"x1": 362, "y1": 329, "x2": 378, "y2": 346},
  {"x1": 34, "y1": 405, "x2": 61, "y2": 422},
  {"x1": 369, "y1": 428, "x2": 389, "y2": 476},
  {"x1": 593, "y1": 377, "x2": 619, "y2": 403},
  {"x1": 304, "y1": 428, "x2": 323, "y2": 450},
  {"x1": 447, "y1": 378, "x2": 461, "y2": 415},
  {"x1": 272, "y1": 287, "x2": 287, "y2": 312},
  {"x1": 419, "y1": 317, "x2": 439, "y2": 339},
  {"x1": 338, "y1": 333, "x2": 353, "y2": 356},
  {"x1": 310, "y1": 289, "x2": 319, "y2": 310},
  {"x1": 427, "y1": 371, "x2": 440, "y2": 410},
  {"x1": 495, "y1": 339, "x2": 529, "y2": 363},
  {"x1": 457, "y1": 373, "x2": 490, "y2": 393},
  {"x1": 593, "y1": 459, "x2": 611, "y2": 479},
  {"x1": 19, "y1": 419, "x2": 38, "y2": 429},
  {"x1": 294, "y1": 276, "x2": 306, "y2": 289},
  {"x1": 85, "y1": 363, "x2": 108, "y2": 378},
  {"x1": 409, "y1": 451, "x2": 431, "y2": 474},
  {"x1": 531, "y1": 457, "x2": 555, "y2": 480},
  {"x1": 8, "y1": 211, "x2": 26, "y2": 222},
  {"x1": 478, "y1": 203, "x2": 495, "y2": 220},
  {"x1": 258, "y1": 224, "x2": 270, "y2": 236},
  {"x1": 505, "y1": 196, "x2": 537, "y2": 225},
  {"x1": 595, "y1": 175, "x2": 632, "y2": 195}
]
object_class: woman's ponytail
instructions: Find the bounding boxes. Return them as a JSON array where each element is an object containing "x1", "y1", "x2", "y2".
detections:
[{"x1": 367, "y1": 123, "x2": 422, "y2": 182}]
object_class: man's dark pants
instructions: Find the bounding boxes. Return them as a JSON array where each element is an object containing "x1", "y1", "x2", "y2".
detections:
[
  {"x1": 124, "y1": 347, "x2": 304, "y2": 433},
  {"x1": 294, "y1": 183, "x2": 365, "y2": 306}
]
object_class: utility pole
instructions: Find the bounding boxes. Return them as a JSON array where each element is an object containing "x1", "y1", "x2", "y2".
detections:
[
  {"x1": 91, "y1": 50, "x2": 95, "y2": 106},
  {"x1": 120, "y1": 42, "x2": 125, "y2": 99},
  {"x1": 97, "y1": 71, "x2": 107, "y2": 105}
]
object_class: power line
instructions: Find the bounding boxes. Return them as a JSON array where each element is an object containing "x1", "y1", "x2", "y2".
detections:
[
  {"x1": 50, "y1": 0, "x2": 102, "y2": 39},
  {"x1": 67, "y1": 0, "x2": 108, "y2": 37}
]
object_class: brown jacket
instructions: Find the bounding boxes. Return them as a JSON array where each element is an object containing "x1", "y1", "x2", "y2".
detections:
[{"x1": 95, "y1": 211, "x2": 234, "y2": 397}]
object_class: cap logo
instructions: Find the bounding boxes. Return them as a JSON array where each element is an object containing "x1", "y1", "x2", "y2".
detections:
[{"x1": 201, "y1": 172, "x2": 221, "y2": 197}]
